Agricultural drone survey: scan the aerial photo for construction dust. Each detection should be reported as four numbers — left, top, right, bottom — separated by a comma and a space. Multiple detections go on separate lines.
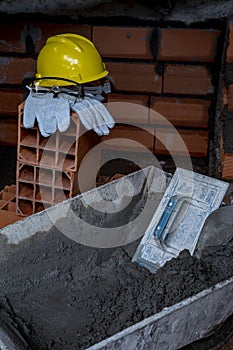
0, 225, 232, 350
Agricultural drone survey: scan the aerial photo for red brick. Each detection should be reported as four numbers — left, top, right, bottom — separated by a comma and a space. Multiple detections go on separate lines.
0, 210, 23, 229
31, 23, 91, 52
0, 90, 23, 116
228, 85, 233, 112
157, 28, 220, 62
93, 26, 153, 59
226, 24, 233, 63
0, 119, 17, 146
155, 127, 208, 157
1, 190, 15, 202
150, 97, 210, 128
0, 57, 35, 85
101, 124, 155, 152
106, 173, 125, 183
222, 153, 233, 179
0, 185, 16, 207
163, 64, 214, 95
106, 94, 149, 124
0, 22, 26, 52
106, 62, 162, 93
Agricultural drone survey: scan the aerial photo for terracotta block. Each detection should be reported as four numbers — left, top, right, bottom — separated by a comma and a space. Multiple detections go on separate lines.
228, 85, 233, 112
0, 57, 35, 85
106, 62, 162, 93
163, 64, 214, 95
16, 199, 34, 216
1, 190, 15, 202
226, 24, 233, 63
0, 201, 16, 211
16, 101, 101, 215
31, 23, 91, 51
17, 103, 83, 171
3, 184, 16, 194
0, 200, 6, 208
0, 185, 16, 209
155, 127, 208, 157
157, 28, 220, 62
101, 124, 155, 152
0, 210, 23, 229
106, 94, 149, 124
222, 153, 233, 179
0, 90, 23, 116
150, 97, 210, 128
106, 173, 125, 183
93, 26, 153, 59
0, 119, 17, 146
7, 202, 17, 212
0, 22, 26, 52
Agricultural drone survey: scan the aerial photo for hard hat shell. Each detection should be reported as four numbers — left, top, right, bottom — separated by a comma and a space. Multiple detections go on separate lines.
35, 33, 108, 87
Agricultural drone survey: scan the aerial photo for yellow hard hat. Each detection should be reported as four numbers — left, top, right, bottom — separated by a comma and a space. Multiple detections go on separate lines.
35, 33, 108, 87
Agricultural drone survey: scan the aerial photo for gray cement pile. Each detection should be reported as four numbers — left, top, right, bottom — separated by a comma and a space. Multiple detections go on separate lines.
0, 227, 232, 350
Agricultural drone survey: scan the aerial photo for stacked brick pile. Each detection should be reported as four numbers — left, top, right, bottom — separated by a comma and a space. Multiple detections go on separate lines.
16, 102, 99, 216
0, 185, 23, 228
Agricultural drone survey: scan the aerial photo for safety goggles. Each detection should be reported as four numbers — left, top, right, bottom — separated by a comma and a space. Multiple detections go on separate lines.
29, 77, 111, 100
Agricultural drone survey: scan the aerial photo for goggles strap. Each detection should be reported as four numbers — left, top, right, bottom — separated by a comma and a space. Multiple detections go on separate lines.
28, 78, 111, 100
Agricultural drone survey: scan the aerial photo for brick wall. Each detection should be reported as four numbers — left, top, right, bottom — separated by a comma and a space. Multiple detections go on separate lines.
220, 20, 233, 179
0, 21, 222, 161
94, 26, 220, 158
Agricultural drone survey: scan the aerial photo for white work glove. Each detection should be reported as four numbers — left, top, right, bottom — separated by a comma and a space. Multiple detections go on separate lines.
70, 96, 115, 136
23, 91, 70, 137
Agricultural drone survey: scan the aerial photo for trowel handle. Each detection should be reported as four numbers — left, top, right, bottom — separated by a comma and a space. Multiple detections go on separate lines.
153, 195, 178, 240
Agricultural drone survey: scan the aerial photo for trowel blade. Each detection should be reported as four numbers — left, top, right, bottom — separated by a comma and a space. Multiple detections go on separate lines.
194, 205, 233, 258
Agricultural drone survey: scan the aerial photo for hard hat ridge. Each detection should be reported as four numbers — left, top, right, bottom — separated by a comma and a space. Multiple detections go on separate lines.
35, 33, 108, 87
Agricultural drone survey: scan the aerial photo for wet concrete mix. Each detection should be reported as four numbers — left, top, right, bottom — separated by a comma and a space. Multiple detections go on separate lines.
0, 226, 232, 350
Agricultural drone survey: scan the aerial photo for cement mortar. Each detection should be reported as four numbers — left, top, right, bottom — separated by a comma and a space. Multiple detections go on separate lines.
0, 227, 232, 349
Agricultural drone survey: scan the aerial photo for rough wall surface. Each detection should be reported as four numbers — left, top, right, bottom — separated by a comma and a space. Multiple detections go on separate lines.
0, 0, 233, 24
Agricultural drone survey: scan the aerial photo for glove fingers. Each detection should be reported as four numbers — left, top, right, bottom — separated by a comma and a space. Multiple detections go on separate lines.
106, 122, 115, 129
78, 98, 105, 129
93, 126, 104, 136
85, 99, 107, 129
44, 105, 57, 135
96, 104, 115, 125
88, 105, 103, 128
87, 98, 115, 127
36, 106, 57, 137
69, 97, 115, 136
98, 124, 110, 135
77, 109, 94, 130
23, 94, 36, 128
55, 99, 70, 133
72, 102, 96, 130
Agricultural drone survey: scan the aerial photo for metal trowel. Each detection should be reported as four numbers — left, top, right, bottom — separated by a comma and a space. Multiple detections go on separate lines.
132, 168, 229, 273
194, 205, 233, 258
